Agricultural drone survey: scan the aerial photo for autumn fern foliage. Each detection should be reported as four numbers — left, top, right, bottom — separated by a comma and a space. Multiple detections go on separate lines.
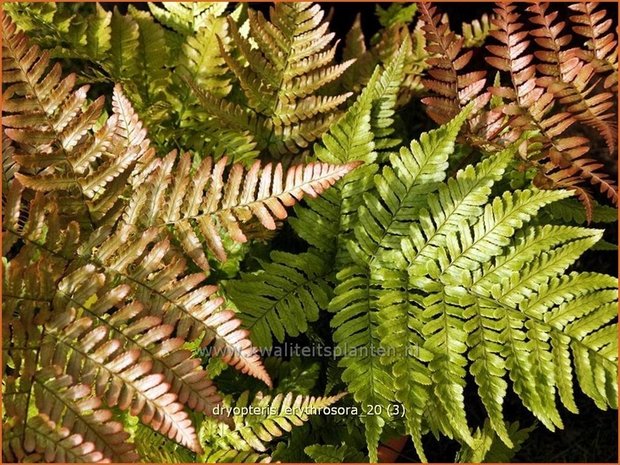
420, 1, 618, 221
2, 2, 618, 463
1, 13, 353, 462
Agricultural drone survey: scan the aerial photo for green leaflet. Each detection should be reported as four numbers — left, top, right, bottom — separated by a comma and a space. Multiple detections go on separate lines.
86, 4, 112, 60
304, 443, 366, 463
226, 251, 332, 348
110, 7, 139, 80
456, 419, 534, 463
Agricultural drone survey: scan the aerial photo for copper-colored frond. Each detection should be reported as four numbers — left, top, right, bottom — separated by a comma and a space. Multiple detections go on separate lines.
123, 151, 360, 271
420, 3, 488, 124
529, 3, 617, 152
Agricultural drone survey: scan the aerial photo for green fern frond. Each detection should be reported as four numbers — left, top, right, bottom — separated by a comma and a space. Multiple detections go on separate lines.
369, 39, 408, 159
208, 2, 354, 156
290, 188, 342, 256
86, 3, 112, 60
288, 61, 440, 461
148, 2, 228, 37
204, 391, 346, 453
305, 443, 367, 463
357, 109, 618, 459
127, 6, 170, 106
291, 54, 408, 263
375, 3, 418, 28
226, 251, 332, 348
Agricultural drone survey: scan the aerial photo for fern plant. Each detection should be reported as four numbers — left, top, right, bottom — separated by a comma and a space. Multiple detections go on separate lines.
3, 2, 618, 463
2, 13, 353, 462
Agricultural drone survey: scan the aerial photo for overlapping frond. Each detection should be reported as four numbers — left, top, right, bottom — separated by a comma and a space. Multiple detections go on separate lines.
2, 184, 274, 460
337, 10, 428, 109
420, 3, 489, 125
2, 15, 153, 225
486, 2, 618, 219
42, 307, 200, 451
79, 224, 272, 388
226, 251, 331, 348
123, 150, 360, 272
568, 2, 618, 92
349, 106, 507, 458
328, 104, 474, 461
528, 2, 617, 152
3, 189, 197, 458
209, 2, 354, 156
207, 391, 346, 453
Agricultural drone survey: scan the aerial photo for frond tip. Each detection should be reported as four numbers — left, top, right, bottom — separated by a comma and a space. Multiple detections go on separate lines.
124, 151, 361, 271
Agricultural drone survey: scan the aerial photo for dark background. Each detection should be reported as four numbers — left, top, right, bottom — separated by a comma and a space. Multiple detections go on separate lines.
109, 2, 619, 462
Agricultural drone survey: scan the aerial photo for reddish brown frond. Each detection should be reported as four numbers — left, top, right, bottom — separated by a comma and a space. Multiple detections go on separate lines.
486, 3, 541, 121
87, 294, 223, 417
484, 3, 618, 208
568, 2, 618, 92
33, 370, 138, 462
21, 414, 107, 463
83, 225, 272, 388
43, 308, 201, 452
123, 151, 360, 271
420, 3, 488, 124
156, 281, 273, 388
529, 3, 617, 152
2, 15, 153, 226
